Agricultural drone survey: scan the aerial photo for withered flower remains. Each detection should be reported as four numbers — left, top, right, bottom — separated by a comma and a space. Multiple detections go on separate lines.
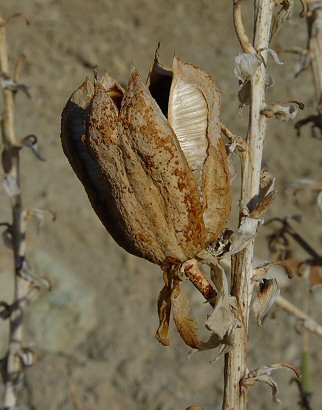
61, 55, 231, 268
61, 54, 233, 349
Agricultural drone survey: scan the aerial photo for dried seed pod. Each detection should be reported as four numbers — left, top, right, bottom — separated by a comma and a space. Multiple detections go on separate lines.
61, 55, 231, 269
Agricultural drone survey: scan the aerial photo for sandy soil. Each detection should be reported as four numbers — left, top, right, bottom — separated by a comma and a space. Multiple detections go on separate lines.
0, 1, 322, 409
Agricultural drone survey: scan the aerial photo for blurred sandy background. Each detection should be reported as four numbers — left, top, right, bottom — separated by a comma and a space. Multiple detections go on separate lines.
0, 1, 321, 409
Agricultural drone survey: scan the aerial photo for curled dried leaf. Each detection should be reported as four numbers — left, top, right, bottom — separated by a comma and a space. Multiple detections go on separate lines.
0, 301, 11, 320
171, 279, 203, 349
260, 47, 285, 65
243, 362, 301, 403
253, 278, 280, 326
234, 52, 262, 83
0, 74, 30, 98
156, 271, 172, 346
205, 258, 239, 338
252, 260, 294, 282
234, 52, 262, 107
0, 223, 13, 249
224, 214, 258, 256
261, 101, 304, 121
20, 135, 46, 162
271, 0, 294, 39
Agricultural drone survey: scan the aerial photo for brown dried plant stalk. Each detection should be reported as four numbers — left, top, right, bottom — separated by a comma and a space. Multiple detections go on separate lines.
224, 1, 304, 408
0, 15, 49, 409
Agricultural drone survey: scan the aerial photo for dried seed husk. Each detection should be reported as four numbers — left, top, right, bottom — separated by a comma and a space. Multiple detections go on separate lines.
150, 56, 232, 243
118, 68, 206, 264
61, 78, 158, 260
62, 69, 208, 268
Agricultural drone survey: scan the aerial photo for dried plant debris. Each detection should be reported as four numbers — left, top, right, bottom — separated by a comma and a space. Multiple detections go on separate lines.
271, 0, 295, 40
61, 53, 231, 270
213, 171, 276, 258
252, 260, 293, 326
253, 278, 280, 326
156, 256, 238, 350
234, 49, 283, 107
205, 256, 239, 338
61, 52, 236, 348
234, 52, 261, 106
242, 362, 301, 403
261, 100, 304, 121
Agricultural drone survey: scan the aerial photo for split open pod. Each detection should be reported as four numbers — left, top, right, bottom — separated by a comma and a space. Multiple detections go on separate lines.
61, 54, 232, 348
61, 55, 231, 267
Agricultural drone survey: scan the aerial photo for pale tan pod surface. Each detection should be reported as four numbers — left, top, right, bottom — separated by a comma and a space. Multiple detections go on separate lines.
168, 56, 231, 242
87, 80, 173, 266
119, 68, 206, 261
61, 78, 166, 263
168, 56, 208, 191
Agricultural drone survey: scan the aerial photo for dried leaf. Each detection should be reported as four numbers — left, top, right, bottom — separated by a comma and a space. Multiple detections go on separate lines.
225, 215, 258, 256
225, 170, 275, 250
156, 272, 172, 346
271, 0, 294, 40
0, 301, 11, 320
1, 224, 12, 249
171, 279, 203, 349
252, 260, 294, 282
234, 52, 262, 107
253, 278, 280, 326
234, 52, 262, 83
252, 259, 294, 326
205, 259, 239, 338
265, 73, 275, 88
3, 175, 20, 197
261, 47, 285, 65
259, 170, 275, 198
261, 101, 304, 121
20, 134, 46, 162
238, 80, 251, 106
243, 362, 301, 403
0, 74, 30, 98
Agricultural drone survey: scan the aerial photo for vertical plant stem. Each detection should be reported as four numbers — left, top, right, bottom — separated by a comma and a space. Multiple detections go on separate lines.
307, 0, 322, 138
222, 2, 274, 409
0, 16, 29, 409
307, 0, 322, 104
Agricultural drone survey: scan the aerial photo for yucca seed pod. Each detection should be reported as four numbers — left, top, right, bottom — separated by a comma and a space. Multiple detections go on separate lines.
61, 55, 231, 269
